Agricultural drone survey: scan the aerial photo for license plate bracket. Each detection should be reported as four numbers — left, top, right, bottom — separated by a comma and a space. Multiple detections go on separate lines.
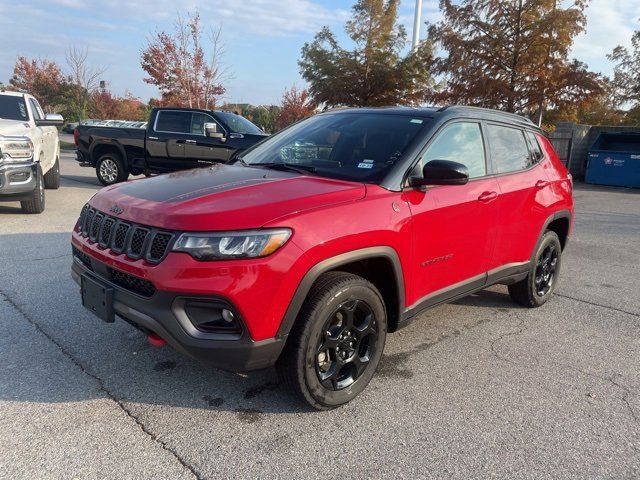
81, 274, 115, 323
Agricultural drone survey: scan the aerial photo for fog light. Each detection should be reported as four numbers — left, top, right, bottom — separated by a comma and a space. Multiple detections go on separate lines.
182, 300, 242, 334
9, 171, 29, 182
222, 309, 235, 323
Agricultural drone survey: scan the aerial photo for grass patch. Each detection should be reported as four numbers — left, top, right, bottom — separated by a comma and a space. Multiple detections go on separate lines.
60, 141, 75, 150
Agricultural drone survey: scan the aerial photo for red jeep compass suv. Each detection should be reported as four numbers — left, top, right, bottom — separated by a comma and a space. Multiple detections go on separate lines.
71, 106, 574, 409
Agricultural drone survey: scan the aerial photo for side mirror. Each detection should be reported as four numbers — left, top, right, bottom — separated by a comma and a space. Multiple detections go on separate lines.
409, 159, 469, 187
204, 122, 225, 142
36, 113, 64, 127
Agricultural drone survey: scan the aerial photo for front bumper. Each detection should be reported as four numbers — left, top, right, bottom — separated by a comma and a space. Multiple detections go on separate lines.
71, 257, 285, 371
0, 161, 37, 199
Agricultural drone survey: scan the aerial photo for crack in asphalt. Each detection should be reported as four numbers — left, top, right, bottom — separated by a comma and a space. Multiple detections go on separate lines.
550, 361, 639, 426
556, 293, 640, 318
487, 306, 639, 428
28, 253, 71, 262
0, 289, 202, 480
488, 317, 531, 365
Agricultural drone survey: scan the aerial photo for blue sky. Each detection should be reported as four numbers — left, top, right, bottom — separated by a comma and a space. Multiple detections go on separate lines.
0, 0, 638, 105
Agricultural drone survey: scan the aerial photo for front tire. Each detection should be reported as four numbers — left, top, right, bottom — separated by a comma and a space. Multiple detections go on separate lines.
96, 154, 128, 186
43, 156, 60, 189
20, 166, 45, 214
508, 230, 562, 307
277, 272, 387, 410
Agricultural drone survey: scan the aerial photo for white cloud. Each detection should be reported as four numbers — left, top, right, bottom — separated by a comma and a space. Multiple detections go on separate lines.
571, 0, 640, 76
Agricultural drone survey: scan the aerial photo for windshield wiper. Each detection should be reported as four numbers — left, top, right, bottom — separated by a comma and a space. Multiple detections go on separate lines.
251, 162, 317, 174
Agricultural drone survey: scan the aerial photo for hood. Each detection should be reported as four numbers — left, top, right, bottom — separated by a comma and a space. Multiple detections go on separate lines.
89, 163, 366, 231
0, 119, 31, 137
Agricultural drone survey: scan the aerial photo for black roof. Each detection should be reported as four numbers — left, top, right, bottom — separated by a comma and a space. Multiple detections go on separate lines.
320, 105, 538, 131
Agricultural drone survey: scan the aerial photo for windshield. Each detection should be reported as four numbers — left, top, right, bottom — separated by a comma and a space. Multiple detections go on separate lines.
216, 112, 263, 134
0, 95, 29, 121
240, 113, 428, 183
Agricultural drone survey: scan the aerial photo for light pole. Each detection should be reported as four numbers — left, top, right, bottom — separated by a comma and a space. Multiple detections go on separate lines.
412, 0, 423, 51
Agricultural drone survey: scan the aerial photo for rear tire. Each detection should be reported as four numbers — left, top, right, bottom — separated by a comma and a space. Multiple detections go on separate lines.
96, 153, 128, 186
508, 231, 562, 307
20, 166, 45, 214
43, 157, 60, 189
277, 272, 387, 410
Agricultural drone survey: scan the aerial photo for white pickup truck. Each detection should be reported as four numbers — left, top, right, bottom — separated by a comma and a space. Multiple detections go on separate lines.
0, 90, 63, 213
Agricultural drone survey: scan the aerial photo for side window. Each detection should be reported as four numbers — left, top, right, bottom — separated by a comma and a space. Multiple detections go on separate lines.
190, 113, 222, 135
421, 122, 486, 178
486, 124, 531, 174
526, 131, 544, 165
155, 111, 191, 134
29, 99, 43, 121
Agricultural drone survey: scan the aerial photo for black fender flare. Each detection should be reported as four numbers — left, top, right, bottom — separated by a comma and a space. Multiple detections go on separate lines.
276, 246, 405, 338
530, 209, 572, 263
89, 141, 128, 168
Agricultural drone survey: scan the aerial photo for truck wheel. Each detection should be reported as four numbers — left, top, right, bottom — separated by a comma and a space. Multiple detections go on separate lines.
508, 231, 562, 308
20, 166, 45, 214
277, 272, 387, 410
129, 167, 143, 176
43, 156, 61, 189
96, 154, 128, 186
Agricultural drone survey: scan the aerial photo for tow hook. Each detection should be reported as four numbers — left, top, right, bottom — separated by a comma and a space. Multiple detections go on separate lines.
147, 332, 167, 347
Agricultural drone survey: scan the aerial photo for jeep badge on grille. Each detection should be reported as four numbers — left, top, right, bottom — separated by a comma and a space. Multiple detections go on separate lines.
109, 204, 124, 215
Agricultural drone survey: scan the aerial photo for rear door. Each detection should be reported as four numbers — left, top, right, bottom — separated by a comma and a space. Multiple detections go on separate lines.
404, 121, 500, 302
486, 124, 553, 269
145, 110, 189, 172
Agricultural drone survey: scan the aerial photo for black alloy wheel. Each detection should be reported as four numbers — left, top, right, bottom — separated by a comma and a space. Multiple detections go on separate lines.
315, 299, 379, 391
534, 244, 558, 297
277, 271, 387, 410
508, 230, 562, 308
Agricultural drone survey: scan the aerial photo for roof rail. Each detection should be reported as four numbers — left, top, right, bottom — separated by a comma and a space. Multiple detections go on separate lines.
437, 105, 534, 124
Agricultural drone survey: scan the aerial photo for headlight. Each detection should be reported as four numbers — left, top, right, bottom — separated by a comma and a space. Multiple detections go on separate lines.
0, 137, 34, 162
173, 228, 292, 261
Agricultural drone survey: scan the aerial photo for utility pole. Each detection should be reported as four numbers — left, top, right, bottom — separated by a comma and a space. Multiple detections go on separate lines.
412, 0, 423, 51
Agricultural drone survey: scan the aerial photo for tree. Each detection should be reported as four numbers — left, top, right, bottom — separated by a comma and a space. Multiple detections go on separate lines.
299, 0, 435, 107
141, 12, 228, 109
66, 46, 107, 121
428, 0, 604, 125
10, 57, 68, 112
89, 90, 147, 121
275, 86, 316, 130
608, 29, 640, 108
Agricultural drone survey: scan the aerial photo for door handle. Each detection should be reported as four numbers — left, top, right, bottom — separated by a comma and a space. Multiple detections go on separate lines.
148, 136, 158, 140
185, 139, 196, 144
535, 180, 549, 189
478, 191, 498, 203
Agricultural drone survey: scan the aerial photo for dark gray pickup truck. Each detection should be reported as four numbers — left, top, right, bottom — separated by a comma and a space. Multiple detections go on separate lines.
75, 107, 268, 185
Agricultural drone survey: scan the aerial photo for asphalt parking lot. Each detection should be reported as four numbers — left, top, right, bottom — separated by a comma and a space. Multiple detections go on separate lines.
0, 151, 638, 479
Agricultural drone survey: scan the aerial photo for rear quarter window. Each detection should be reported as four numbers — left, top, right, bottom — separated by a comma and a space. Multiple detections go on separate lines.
155, 111, 191, 134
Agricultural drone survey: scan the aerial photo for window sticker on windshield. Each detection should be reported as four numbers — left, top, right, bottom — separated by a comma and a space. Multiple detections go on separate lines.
19, 104, 27, 118
410, 119, 423, 124
358, 162, 374, 169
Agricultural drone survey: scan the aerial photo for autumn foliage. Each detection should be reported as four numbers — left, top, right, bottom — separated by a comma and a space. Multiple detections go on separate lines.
276, 86, 316, 130
10, 57, 68, 112
141, 12, 227, 109
428, 0, 604, 125
299, 0, 434, 107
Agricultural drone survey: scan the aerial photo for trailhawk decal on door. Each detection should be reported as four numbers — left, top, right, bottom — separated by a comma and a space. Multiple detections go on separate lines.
420, 254, 454, 267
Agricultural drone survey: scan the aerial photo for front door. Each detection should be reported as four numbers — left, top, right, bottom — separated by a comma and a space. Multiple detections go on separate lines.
403, 121, 499, 306
183, 112, 236, 165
